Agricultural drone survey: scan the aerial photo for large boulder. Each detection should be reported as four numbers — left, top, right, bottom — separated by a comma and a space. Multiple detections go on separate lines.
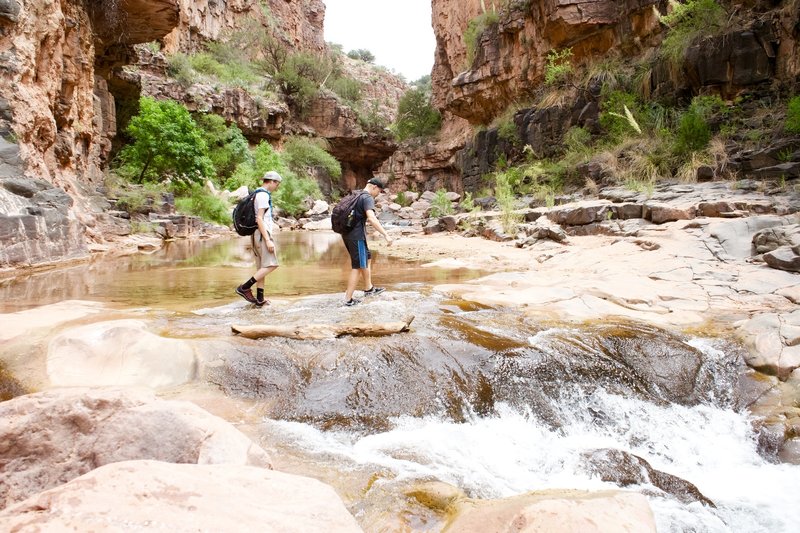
0, 460, 362, 532
0, 388, 272, 508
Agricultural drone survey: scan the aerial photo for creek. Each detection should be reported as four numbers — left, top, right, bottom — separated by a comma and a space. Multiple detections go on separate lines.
1, 232, 798, 532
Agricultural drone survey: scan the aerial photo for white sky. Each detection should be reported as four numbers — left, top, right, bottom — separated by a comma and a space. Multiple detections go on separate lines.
322, 0, 435, 82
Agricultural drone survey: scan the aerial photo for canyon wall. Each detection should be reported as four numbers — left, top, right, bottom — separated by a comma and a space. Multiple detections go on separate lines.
381, 0, 800, 194
0, 0, 180, 268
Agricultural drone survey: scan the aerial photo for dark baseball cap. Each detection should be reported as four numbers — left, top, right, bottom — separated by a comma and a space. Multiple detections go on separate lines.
367, 178, 386, 190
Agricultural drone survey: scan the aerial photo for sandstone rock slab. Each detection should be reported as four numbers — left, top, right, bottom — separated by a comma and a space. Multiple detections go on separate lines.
0, 387, 272, 508
0, 460, 360, 532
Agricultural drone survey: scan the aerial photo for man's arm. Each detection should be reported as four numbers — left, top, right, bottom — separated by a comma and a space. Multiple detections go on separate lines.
365, 209, 392, 245
256, 207, 274, 252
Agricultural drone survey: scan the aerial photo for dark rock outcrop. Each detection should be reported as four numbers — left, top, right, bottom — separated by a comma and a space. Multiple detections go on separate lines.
580, 448, 715, 507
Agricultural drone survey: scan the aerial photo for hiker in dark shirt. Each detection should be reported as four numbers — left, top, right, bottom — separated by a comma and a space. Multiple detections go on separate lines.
341, 178, 392, 306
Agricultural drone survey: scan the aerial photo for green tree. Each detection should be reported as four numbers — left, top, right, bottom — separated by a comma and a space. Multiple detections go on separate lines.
117, 97, 214, 192
226, 141, 321, 218
393, 88, 442, 141
347, 49, 375, 63
193, 113, 251, 183
283, 136, 342, 179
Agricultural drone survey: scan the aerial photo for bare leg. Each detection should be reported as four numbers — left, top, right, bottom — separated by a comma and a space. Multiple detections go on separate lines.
363, 260, 374, 291
254, 265, 278, 289
345, 268, 366, 300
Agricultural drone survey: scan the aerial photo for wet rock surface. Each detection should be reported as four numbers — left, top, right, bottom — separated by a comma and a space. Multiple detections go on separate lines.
202, 294, 746, 433
579, 448, 715, 507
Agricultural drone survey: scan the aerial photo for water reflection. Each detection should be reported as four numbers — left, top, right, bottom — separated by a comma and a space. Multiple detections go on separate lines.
0, 232, 482, 312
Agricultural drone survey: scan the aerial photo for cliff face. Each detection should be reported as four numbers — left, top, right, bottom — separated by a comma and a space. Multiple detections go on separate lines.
386, 0, 800, 194
0, 0, 179, 269
161, 0, 325, 54
431, 0, 665, 125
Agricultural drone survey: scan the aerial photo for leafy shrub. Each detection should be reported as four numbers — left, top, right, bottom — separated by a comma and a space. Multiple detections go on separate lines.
544, 48, 573, 85
175, 185, 231, 225
659, 0, 727, 63
495, 171, 522, 234
329, 76, 362, 106
673, 95, 723, 155
464, 10, 499, 67
116, 97, 214, 193
282, 136, 341, 179
393, 88, 442, 141
430, 189, 454, 218
395, 191, 411, 207
274, 52, 330, 114
166, 53, 194, 87
674, 110, 711, 155
189, 53, 227, 78
193, 113, 251, 183
786, 95, 800, 134
347, 49, 375, 63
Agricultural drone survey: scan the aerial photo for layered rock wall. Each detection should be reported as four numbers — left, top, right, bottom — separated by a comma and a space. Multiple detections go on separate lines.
161, 0, 325, 55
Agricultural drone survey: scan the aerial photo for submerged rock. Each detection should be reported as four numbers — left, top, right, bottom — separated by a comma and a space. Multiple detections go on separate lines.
444, 489, 656, 533
579, 448, 715, 507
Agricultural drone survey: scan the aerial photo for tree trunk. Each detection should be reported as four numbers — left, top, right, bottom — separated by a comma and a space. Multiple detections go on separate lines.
231, 316, 415, 340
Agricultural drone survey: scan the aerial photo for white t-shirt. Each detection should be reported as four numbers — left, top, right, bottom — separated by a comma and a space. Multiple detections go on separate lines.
254, 190, 273, 236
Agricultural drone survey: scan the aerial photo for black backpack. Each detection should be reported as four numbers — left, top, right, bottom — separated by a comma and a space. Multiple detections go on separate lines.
331, 190, 367, 234
232, 187, 266, 236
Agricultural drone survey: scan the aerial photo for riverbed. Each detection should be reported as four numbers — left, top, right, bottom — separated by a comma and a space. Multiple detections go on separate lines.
1, 231, 798, 532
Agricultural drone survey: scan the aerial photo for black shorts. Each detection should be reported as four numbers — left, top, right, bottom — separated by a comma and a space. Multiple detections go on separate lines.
344, 239, 370, 269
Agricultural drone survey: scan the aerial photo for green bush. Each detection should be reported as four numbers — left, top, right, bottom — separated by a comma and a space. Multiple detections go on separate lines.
659, 0, 727, 63
275, 52, 330, 114
495, 171, 522, 233
282, 136, 341, 179
329, 76, 362, 106
464, 11, 499, 67
175, 185, 231, 225
393, 88, 442, 141
544, 48, 573, 85
672, 95, 723, 155
347, 49, 375, 63
116, 97, 214, 193
193, 113, 251, 183
166, 53, 194, 87
395, 191, 411, 207
430, 189, 454, 218
786, 95, 800, 134
674, 109, 711, 155
225, 141, 320, 218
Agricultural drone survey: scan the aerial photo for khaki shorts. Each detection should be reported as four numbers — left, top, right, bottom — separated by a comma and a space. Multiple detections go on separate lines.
252, 232, 279, 269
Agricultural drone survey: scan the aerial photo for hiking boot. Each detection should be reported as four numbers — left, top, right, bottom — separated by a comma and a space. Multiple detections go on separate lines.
235, 285, 257, 304
344, 298, 361, 307
255, 297, 269, 307
363, 286, 385, 297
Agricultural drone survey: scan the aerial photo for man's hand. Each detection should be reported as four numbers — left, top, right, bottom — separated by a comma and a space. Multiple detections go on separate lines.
385, 234, 393, 246
266, 239, 275, 253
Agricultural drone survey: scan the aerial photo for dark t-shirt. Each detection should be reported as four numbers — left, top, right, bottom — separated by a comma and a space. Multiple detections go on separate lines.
343, 192, 375, 241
